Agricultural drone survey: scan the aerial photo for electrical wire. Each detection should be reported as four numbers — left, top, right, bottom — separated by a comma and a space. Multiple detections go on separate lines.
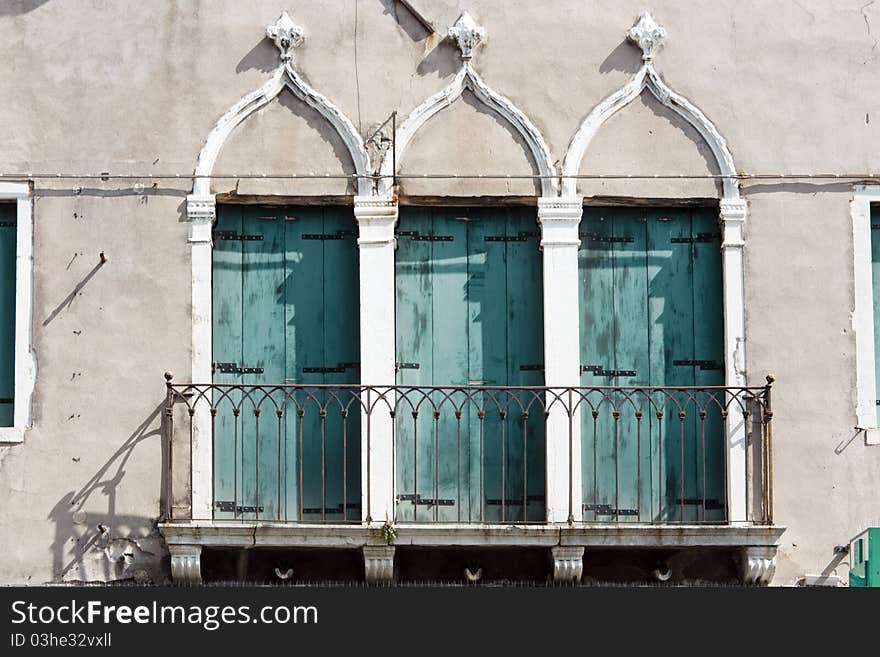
0, 172, 877, 181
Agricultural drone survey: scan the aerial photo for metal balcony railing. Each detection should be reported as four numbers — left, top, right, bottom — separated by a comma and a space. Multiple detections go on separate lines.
162, 379, 773, 526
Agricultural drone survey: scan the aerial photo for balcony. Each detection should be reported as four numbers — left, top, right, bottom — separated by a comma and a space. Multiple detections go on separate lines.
159, 378, 783, 584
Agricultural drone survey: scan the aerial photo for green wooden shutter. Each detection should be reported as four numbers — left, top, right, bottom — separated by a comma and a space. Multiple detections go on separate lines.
579, 207, 724, 522
212, 205, 360, 521
0, 204, 16, 427
395, 207, 545, 522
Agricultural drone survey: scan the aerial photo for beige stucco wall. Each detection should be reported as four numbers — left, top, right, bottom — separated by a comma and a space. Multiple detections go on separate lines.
0, 0, 879, 584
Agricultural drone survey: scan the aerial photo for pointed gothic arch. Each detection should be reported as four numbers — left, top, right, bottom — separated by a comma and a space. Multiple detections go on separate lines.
561, 13, 740, 201
376, 12, 556, 197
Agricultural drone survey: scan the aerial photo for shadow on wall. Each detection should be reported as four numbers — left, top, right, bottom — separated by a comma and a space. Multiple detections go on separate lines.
380, 0, 434, 45
599, 38, 644, 75
48, 402, 170, 584
236, 34, 280, 75
0, 1, 51, 16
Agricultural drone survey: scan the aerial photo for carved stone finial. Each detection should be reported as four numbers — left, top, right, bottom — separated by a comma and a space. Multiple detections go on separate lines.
448, 12, 486, 61
266, 11, 305, 62
628, 12, 667, 61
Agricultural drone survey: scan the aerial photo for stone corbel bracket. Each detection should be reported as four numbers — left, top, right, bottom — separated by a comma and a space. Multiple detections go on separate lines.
187, 10, 372, 216
551, 546, 585, 582
363, 546, 396, 583
561, 11, 740, 202
169, 545, 203, 585
740, 546, 777, 585
377, 11, 557, 198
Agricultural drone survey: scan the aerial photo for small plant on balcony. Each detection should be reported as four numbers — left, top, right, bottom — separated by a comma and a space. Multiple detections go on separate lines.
381, 520, 397, 545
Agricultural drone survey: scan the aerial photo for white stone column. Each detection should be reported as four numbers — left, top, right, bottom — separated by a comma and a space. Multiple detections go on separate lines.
354, 196, 398, 524
186, 193, 216, 521
538, 197, 583, 523
720, 199, 748, 523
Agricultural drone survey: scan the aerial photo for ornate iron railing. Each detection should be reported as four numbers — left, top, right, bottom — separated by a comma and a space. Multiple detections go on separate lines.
162, 378, 773, 526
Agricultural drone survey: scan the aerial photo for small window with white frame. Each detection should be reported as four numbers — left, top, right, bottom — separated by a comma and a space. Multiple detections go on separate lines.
851, 185, 880, 444
0, 182, 34, 443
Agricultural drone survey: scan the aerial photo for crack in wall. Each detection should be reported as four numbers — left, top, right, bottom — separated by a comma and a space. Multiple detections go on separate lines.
862, 1, 878, 57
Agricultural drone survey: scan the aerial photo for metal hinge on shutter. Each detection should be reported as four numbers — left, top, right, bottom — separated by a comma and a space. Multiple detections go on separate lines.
397, 493, 454, 506
487, 494, 545, 506
396, 230, 454, 241
581, 364, 637, 377
213, 231, 263, 241
671, 232, 720, 244
485, 231, 540, 242
302, 501, 362, 514
302, 230, 356, 240
302, 362, 360, 374
395, 362, 420, 371
675, 498, 724, 510
0, 221, 16, 228
215, 501, 264, 513
583, 503, 639, 516
579, 232, 634, 244
519, 364, 544, 372
213, 362, 264, 375
673, 359, 723, 370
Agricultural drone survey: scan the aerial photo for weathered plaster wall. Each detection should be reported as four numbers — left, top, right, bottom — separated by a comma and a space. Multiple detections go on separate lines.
0, 0, 878, 584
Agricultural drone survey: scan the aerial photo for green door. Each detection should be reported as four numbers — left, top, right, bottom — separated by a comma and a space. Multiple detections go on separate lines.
0, 204, 15, 427
212, 205, 360, 522
395, 207, 545, 522
579, 207, 724, 522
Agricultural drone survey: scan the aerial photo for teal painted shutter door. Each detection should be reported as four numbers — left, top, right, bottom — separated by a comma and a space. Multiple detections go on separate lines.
0, 205, 15, 427
580, 208, 724, 522
872, 206, 880, 425
212, 205, 244, 519
212, 205, 360, 521
395, 207, 544, 522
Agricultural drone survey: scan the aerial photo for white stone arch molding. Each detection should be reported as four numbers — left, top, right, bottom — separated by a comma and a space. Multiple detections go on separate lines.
188, 10, 372, 211
561, 12, 740, 201
377, 12, 557, 198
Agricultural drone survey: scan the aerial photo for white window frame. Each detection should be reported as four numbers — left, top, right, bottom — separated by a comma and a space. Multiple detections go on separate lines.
851, 184, 880, 444
0, 181, 35, 444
